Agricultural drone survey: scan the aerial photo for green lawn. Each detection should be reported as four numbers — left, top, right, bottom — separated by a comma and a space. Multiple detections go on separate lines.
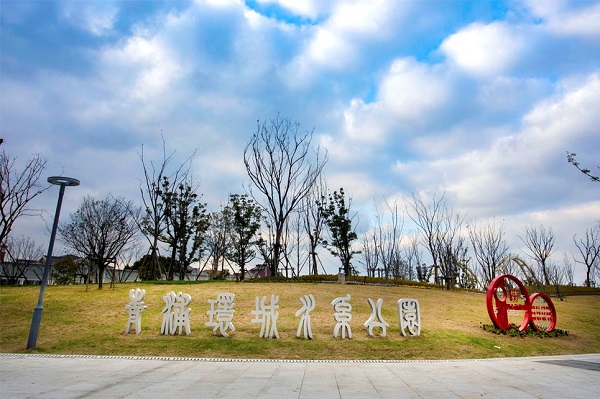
1, 281, 599, 360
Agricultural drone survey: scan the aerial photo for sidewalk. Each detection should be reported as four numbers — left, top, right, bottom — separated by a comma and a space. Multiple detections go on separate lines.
1, 353, 599, 398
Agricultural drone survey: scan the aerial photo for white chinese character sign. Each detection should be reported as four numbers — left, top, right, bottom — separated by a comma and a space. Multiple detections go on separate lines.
295, 294, 316, 339
125, 288, 147, 334
206, 293, 236, 337
397, 298, 421, 337
364, 298, 389, 337
251, 294, 280, 339
122, 290, 430, 339
332, 294, 352, 339
161, 291, 192, 335
161, 291, 177, 334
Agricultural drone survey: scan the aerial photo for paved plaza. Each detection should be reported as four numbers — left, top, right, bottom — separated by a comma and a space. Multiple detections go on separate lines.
1, 353, 599, 398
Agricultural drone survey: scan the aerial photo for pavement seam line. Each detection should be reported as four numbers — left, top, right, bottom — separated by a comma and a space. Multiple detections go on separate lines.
1, 352, 599, 364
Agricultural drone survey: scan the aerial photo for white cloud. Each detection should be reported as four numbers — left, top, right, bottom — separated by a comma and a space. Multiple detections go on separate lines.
99, 35, 185, 102
285, 0, 409, 84
440, 22, 527, 77
59, 1, 118, 36
477, 77, 551, 114
254, 0, 331, 20
341, 57, 450, 144
325, 171, 380, 205
378, 58, 449, 120
341, 100, 388, 144
525, 0, 600, 37
394, 72, 600, 217
305, 26, 355, 69
522, 74, 600, 143
327, 0, 398, 37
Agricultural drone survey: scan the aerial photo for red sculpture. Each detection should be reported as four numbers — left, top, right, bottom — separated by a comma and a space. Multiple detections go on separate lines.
486, 274, 556, 332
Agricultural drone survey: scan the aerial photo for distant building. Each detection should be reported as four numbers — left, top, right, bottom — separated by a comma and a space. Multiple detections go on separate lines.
245, 264, 274, 279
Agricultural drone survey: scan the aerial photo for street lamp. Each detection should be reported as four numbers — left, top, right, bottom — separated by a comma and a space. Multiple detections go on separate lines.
27, 176, 80, 350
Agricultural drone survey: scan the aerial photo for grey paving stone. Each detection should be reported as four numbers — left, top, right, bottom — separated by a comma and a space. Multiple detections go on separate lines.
1, 353, 599, 399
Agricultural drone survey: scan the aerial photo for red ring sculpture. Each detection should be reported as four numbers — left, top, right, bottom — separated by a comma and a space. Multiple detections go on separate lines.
486, 274, 556, 333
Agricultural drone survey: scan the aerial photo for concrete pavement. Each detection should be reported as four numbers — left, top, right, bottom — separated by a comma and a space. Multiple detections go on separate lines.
1, 353, 599, 398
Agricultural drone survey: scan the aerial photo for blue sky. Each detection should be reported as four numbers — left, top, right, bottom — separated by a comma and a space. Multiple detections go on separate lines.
2, 0, 599, 281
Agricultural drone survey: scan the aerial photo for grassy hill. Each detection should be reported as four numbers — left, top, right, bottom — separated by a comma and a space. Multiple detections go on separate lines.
1, 281, 599, 360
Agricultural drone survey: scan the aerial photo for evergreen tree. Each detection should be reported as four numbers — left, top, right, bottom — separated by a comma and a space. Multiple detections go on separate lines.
224, 194, 262, 281
318, 188, 360, 276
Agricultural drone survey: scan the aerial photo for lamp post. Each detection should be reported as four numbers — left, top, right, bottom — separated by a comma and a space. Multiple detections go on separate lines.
27, 176, 79, 350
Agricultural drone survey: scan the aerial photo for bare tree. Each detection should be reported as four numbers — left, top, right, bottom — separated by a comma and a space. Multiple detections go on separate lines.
361, 229, 380, 278
115, 241, 144, 283
59, 196, 140, 289
407, 192, 468, 288
0, 149, 49, 247
436, 221, 472, 289
203, 209, 230, 277
1, 235, 44, 284
520, 224, 556, 288
244, 115, 327, 276
405, 233, 422, 282
407, 192, 445, 285
468, 219, 509, 288
573, 224, 600, 287
280, 210, 304, 277
562, 253, 575, 286
302, 177, 327, 275
567, 151, 599, 183
547, 259, 565, 300
374, 197, 404, 279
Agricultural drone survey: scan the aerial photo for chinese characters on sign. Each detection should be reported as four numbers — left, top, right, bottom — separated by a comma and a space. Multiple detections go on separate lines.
125, 290, 425, 338
124, 288, 147, 334
332, 294, 352, 339
161, 291, 192, 335
252, 294, 280, 339
364, 298, 390, 337
295, 294, 316, 339
206, 293, 236, 337
397, 299, 421, 337
486, 274, 557, 332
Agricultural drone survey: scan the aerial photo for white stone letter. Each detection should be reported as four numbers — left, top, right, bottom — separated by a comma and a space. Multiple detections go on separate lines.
364, 298, 389, 337
125, 288, 147, 334
397, 298, 421, 337
295, 294, 316, 339
206, 293, 236, 337
251, 294, 280, 339
332, 294, 352, 339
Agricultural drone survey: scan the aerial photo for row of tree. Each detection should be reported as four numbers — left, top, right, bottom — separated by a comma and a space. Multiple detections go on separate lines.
1, 120, 599, 291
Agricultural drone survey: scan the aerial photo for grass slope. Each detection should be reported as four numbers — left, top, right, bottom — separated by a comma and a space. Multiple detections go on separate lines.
1, 282, 599, 360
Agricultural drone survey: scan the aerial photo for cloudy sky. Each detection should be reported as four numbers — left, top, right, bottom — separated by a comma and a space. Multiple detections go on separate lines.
2, 0, 599, 281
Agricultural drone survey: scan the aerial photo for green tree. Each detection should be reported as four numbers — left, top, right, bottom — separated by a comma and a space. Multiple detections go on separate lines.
160, 177, 209, 280
318, 188, 359, 276
223, 194, 262, 281
130, 254, 173, 280
51, 257, 80, 285
138, 139, 194, 280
